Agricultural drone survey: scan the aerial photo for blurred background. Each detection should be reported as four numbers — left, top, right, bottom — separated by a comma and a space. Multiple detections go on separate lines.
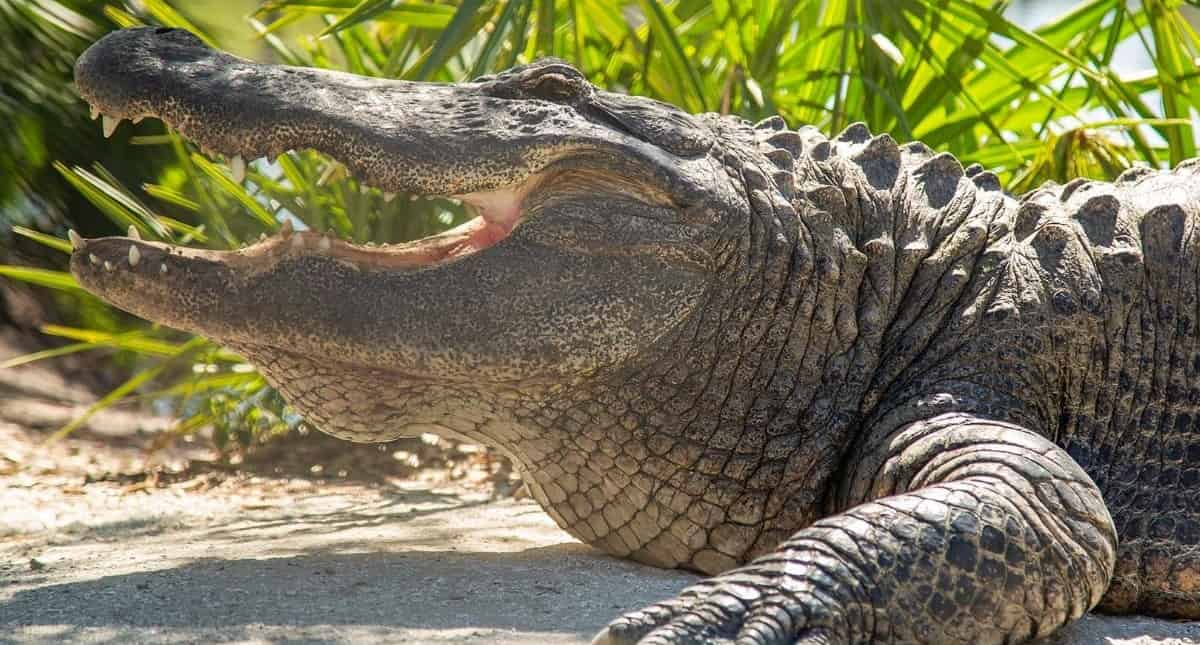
0, 0, 1197, 483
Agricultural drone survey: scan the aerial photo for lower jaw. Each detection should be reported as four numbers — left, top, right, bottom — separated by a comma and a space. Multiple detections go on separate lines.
104, 210, 521, 275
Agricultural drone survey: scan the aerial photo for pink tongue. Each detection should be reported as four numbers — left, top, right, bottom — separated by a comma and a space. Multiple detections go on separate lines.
465, 221, 510, 251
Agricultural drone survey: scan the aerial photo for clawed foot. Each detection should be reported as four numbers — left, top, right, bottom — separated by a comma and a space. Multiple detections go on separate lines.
591, 573, 839, 645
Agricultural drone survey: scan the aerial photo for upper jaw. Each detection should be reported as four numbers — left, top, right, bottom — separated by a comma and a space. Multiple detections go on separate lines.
74, 27, 597, 198
73, 28, 708, 206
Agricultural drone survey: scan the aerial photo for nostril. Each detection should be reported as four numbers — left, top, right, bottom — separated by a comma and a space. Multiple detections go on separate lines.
154, 27, 175, 35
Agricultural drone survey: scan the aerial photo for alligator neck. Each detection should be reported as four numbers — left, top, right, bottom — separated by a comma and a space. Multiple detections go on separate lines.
509, 124, 880, 573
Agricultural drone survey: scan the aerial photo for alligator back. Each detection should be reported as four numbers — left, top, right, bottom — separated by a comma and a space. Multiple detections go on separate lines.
1022, 164, 1200, 616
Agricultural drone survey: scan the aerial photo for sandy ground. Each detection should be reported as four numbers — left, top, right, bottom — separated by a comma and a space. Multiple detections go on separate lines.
2, 469, 1198, 645
0, 354, 1197, 644
1, 472, 695, 644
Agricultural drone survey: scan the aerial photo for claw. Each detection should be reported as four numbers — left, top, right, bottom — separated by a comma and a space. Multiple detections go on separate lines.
589, 627, 615, 645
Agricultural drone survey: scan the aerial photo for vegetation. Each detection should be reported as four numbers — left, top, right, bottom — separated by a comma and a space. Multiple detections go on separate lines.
1, 0, 1198, 451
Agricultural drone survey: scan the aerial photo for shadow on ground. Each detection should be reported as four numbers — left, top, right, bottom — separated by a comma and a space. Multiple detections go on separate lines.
4, 546, 684, 638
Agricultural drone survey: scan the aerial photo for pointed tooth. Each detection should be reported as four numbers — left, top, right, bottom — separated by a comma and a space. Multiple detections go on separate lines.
103, 260, 114, 271
160, 263, 168, 274
127, 225, 141, 240
128, 245, 140, 267
68, 230, 84, 250
383, 192, 396, 203
230, 155, 246, 183
318, 236, 331, 252
259, 232, 267, 242
132, 116, 143, 124
102, 115, 119, 138
89, 253, 100, 265
89, 106, 99, 120
279, 219, 293, 239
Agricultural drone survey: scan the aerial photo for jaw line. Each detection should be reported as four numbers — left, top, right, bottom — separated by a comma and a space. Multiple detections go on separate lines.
70, 146, 544, 276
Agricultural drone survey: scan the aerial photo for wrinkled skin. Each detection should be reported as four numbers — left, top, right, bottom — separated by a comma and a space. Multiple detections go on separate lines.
71, 28, 1200, 644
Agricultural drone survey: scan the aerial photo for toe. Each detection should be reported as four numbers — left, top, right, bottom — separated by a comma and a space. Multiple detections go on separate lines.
641, 612, 733, 644
601, 598, 689, 644
733, 603, 801, 645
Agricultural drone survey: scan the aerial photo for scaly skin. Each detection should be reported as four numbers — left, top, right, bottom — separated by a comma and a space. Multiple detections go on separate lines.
69, 28, 1199, 644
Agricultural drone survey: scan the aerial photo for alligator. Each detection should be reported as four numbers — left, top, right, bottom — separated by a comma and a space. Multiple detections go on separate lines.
69, 27, 1199, 644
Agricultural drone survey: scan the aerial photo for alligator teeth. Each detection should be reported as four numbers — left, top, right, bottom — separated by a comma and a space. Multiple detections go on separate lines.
127, 225, 141, 240
279, 219, 293, 239
103, 260, 114, 271
383, 192, 396, 203
89, 106, 99, 120
89, 253, 100, 265
317, 235, 332, 252
230, 156, 246, 183
102, 115, 119, 138
160, 263, 168, 274
132, 116, 143, 124
128, 245, 140, 267
259, 232, 267, 242
68, 229, 84, 250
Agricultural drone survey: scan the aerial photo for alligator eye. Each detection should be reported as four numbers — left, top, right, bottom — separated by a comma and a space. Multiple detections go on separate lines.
528, 73, 582, 101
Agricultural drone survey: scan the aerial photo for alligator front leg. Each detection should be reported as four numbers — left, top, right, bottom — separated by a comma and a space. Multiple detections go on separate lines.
595, 413, 1117, 644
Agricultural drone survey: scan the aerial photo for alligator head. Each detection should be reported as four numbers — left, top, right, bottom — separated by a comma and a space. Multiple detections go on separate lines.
69, 27, 744, 435
72, 28, 862, 567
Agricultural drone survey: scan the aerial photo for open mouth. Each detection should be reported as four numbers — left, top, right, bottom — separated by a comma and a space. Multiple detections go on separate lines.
75, 108, 539, 273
